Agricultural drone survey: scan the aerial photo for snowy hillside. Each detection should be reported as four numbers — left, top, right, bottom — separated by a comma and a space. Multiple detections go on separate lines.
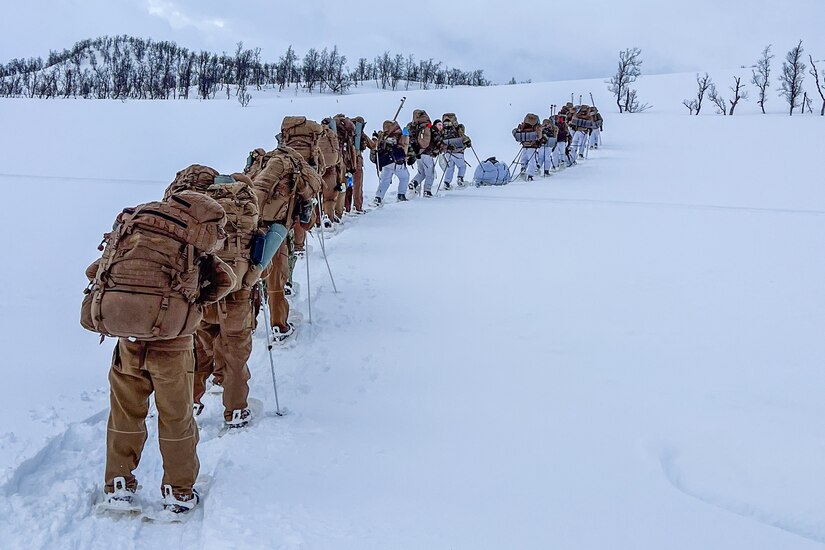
0, 72, 824, 549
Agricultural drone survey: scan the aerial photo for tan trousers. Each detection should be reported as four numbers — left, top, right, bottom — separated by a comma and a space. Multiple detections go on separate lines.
345, 161, 365, 212
321, 167, 339, 222
265, 240, 290, 331
105, 336, 199, 498
193, 290, 253, 421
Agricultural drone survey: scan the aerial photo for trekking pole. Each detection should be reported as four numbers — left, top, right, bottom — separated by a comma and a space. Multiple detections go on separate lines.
304, 243, 312, 324
259, 283, 283, 416
434, 158, 448, 196
508, 146, 524, 182
392, 96, 407, 122
314, 192, 339, 293
468, 146, 483, 165
589, 92, 595, 107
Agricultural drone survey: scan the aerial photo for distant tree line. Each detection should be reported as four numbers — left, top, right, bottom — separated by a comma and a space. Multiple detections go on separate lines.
682, 40, 825, 116
0, 35, 491, 102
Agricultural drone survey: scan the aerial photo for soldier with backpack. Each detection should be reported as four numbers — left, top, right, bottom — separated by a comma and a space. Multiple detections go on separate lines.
554, 114, 574, 168
332, 114, 358, 220
371, 120, 410, 206
319, 117, 345, 228
183, 173, 263, 428
590, 107, 603, 149
538, 117, 559, 175
346, 115, 373, 214
407, 109, 442, 198
512, 113, 543, 181
441, 113, 472, 189
252, 123, 324, 344
82, 183, 237, 515
570, 105, 594, 160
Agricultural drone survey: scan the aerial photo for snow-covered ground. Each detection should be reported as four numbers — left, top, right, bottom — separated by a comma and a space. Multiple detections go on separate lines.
0, 72, 824, 549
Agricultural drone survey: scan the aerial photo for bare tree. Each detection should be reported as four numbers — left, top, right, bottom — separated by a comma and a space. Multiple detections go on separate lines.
607, 47, 643, 113
751, 45, 773, 114
684, 73, 712, 115
809, 55, 825, 116
728, 76, 748, 115
778, 40, 806, 116
708, 84, 727, 115
302, 48, 321, 93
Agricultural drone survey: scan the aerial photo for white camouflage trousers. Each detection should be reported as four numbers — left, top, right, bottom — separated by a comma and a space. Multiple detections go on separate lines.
571, 130, 589, 158
411, 154, 436, 192
444, 152, 467, 184
538, 142, 557, 171
375, 163, 410, 200
519, 148, 540, 177
590, 128, 601, 147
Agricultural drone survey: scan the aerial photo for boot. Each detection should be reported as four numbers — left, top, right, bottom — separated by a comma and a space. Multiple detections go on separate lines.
423, 190, 433, 198
106, 477, 136, 509
397, 194, 408, 202
371, 196, 382, 207
544, 170, 550, 176
444, 182, 451, 190
527, 176, 534, 181
284, 281, 294, 297
457, 176, 466, 187
162, 485, 199, 514
271, 323, 295, 344
225, 408, 253, 429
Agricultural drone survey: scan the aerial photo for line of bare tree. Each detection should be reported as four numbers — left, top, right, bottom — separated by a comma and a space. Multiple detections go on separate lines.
0, 35, 491, 103
682, 40, 824, 116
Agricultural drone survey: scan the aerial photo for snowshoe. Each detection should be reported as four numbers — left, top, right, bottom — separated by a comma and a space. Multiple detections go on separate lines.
284, 281, 294, 297
95, 477, 141, 516
161, 485, 199, 515
457, 176, 465, 187
397, 194, 408, 202
444, 182, 452, 191
371, 197, 382, 208
527, 176, 534, 182
423, 190, 433, 198
270, 323, 295, 345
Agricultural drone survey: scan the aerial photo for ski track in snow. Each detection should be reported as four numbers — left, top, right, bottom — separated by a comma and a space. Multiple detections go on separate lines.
659, 447, 825, 546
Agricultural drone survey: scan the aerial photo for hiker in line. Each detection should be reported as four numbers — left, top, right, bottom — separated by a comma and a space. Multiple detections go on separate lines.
371, 120, 410, 206
83, 179, 236, 514
538, 117, 559, 176
407, 110, 442, 198
512, 113, 543, 181
441, 113, 471, 189
346, 115, 373, 214
590, 107, 603, 149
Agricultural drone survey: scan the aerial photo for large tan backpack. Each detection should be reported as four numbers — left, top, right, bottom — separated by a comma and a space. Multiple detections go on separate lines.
318, 123, 340, 173
81, 191, 228, 341
334, 114, 358, 172
252, 146, 322, 226
407, 109, 432, 153
206, 174, 261, 291
163, 164, 219, 198
281, 116, 324, 169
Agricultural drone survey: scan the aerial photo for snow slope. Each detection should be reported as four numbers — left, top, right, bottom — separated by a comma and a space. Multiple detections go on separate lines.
0, 72, 824, 549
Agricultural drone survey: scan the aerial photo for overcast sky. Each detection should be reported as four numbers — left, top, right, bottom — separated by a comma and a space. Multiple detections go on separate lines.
1, 0, 823, 83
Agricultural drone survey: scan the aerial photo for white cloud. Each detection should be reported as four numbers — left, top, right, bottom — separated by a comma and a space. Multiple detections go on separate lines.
146, 0, 225, 32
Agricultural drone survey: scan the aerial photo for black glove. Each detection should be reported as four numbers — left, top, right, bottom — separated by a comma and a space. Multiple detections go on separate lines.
299, 198, 315, 225
335, 182, 345, 192
407, 156, 416, 166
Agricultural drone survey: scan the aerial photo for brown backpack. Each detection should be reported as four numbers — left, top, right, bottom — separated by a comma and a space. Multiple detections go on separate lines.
407, 109, 432, 153
81, 191, 228, 341
163, 164, 219, 199
334, 114, 358, 172
522, 113, 540, 128
206, 174, 262, 291
281, 116, 324, 169
252, 146, 322, 226
318, 123, 340, 173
